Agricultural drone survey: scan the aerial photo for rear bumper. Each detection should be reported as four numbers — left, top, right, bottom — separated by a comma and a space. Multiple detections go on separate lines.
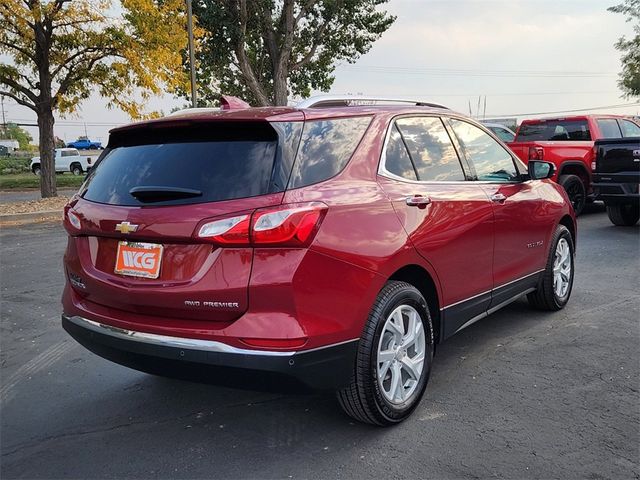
62, 314, 358, 392
593, 173, 640, 205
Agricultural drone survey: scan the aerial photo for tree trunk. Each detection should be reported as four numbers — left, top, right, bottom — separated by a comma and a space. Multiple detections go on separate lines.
273, 68, 289, 106
38, 107, 57, 198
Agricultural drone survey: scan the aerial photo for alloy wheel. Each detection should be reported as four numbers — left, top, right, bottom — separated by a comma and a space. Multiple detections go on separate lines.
376, 304, 426, 404
553, 238, 572, 298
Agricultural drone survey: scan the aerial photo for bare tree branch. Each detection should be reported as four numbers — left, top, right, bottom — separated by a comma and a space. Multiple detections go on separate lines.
291, 22, 328, 71
0, 40, 37, 62
0, 72, 39, 103
234, 0, 269, 105
0, 90, 36, 111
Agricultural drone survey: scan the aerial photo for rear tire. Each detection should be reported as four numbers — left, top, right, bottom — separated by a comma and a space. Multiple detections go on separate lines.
71, 164, 83, 176
32, 165, 41, 176
606, 204, 639, 226
559, 174, 586, 216
527, 225, 574, 311
337, 281, 434, 426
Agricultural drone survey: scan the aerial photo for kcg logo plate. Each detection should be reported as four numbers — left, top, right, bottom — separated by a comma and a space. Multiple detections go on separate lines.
115, 241, 163, 279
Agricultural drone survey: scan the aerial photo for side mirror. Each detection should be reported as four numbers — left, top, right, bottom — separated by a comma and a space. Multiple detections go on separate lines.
528, 160, 555, 180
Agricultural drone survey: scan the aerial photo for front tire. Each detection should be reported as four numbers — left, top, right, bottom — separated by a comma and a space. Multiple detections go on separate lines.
71, 164, 83, 176
32, 165, 41, 176
527, 225, 574, 311
337, 281, 434, 426
606, 204, 639, 226
559, 174, 586, 216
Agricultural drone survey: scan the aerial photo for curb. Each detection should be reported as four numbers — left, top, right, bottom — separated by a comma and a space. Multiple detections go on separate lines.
0, 210, 62, 223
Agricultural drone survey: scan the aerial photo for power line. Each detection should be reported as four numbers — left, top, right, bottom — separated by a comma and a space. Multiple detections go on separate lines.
337, 65, 617, 78
483, 102, 640, 118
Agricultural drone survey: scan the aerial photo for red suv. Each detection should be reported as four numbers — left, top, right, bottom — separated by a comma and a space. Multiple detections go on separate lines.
62, 96, 576, 425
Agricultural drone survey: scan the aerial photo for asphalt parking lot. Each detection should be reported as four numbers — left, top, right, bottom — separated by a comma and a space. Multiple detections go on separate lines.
1, 205, 638, 479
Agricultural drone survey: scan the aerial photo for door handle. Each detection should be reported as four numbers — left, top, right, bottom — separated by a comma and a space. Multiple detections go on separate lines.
490, 193, 507, 203
406, 195, 432, 208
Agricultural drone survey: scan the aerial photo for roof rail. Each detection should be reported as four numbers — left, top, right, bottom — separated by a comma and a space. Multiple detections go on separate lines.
296, 95, 449, 110
167, 107, 221, 117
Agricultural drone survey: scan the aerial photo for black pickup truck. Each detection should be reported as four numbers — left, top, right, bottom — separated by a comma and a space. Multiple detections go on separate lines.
592, 138, 640, 226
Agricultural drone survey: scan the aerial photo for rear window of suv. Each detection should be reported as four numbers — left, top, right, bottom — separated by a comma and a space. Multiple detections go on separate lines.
516, 120, 591, 141
81, 122, 301, 206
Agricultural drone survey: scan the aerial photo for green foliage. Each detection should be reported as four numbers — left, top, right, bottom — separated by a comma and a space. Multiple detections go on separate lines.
0, 156, 30, 174
192, 0, 396, 106
609, 0, 640, 97
0, 123, 33, 150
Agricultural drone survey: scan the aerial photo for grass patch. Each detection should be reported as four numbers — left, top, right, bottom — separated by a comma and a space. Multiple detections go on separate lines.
0, 173, 84, 189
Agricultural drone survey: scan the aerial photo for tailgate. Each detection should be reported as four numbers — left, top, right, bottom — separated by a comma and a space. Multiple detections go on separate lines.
64, 118, 302, 323
595, 138, 640, 174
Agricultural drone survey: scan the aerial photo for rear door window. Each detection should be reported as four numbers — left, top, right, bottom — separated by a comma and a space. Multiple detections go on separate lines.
450, 119, 519, 183
81, 122, 298, 206
394, 117, 465, 181
596, 119, 622, 139
619, 119, 640, 137
490, 126, 515, 143
288, 117, 371, 188
383, 124, 418, 181
516, 120, 591, 141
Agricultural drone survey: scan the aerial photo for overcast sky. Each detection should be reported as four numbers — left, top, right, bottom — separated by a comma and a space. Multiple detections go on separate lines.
2, 0, 636, 144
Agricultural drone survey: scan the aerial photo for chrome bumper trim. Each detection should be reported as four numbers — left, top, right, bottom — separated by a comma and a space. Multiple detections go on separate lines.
63, 315, 357, 357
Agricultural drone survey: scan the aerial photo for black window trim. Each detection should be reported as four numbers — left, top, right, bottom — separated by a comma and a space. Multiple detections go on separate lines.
377, 113, 474, 184
444, 115, 527, 184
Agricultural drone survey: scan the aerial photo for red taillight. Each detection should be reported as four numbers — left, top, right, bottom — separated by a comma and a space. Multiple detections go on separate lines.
529, 146, 544, 161
252, 203, 327, 247
63, 205, 82, 234
197, 214, 251, 246
195, 202, 327, 247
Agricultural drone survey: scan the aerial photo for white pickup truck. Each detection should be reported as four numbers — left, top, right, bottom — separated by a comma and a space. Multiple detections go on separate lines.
30, 148, 93, 176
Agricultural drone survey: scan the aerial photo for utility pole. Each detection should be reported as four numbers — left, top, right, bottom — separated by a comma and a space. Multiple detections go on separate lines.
0, 95, 6, 137
186, 0, 197, 108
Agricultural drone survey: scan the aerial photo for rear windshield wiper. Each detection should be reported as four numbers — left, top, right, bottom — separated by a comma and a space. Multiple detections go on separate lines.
129, 186, 203, 202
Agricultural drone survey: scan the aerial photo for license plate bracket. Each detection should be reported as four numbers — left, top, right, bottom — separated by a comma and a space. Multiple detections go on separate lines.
115, 241, 163, 279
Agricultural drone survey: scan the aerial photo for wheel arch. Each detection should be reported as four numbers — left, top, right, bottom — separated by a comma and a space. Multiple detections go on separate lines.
559, 214, 576, 249
558, 161, 590, 184
388, 264, 442, 345
69, 161, 82, 172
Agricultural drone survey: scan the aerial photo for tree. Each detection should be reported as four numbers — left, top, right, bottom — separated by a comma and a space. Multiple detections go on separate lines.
0, 0, 192, 197
609, 0, 640, 97
192, 0, 396, 106
0, 122, 33, 150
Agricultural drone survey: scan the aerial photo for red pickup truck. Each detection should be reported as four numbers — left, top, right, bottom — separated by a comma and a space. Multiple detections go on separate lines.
508, 115, 640, 215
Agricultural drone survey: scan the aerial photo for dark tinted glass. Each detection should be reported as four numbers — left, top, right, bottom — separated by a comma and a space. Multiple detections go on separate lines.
450, 119, 518, 182
620, 119, 640, 137
384, 125, 417, 180
82, 123, 286, 206
489, 126, 515, 142
288, 117, 371, 188
596, 119, 622, 139
395, 117, 464, 181
516, 120, 591, 141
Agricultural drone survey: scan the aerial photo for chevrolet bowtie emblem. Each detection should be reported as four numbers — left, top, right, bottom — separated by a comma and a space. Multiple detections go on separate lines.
115, 221, 138, 234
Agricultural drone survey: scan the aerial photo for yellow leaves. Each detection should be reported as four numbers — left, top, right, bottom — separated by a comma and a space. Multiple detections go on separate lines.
1, 0, 196, 121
